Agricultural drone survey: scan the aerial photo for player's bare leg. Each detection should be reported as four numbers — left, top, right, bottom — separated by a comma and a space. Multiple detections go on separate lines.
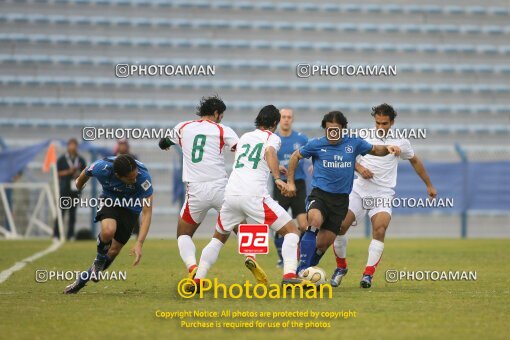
296, 208, 323, 274
331, 210, 355, 286
313, 228, 336, 263
361, 212, 391, 288
296, 213, 308, 234
64, 218, 117, 294
176, 217, 201, 279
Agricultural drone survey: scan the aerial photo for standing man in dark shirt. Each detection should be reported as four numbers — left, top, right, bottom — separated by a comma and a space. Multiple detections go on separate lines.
273, 108, 309, 267
53, 138, 86, 240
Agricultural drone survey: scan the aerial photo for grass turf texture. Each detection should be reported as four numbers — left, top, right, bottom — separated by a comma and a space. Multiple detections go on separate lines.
0, 238, 508, 339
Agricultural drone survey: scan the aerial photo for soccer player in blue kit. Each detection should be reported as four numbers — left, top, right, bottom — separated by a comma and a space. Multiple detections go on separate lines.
285, 111, 400, 275
64, 154, 153, 294
273, 108, 309, 267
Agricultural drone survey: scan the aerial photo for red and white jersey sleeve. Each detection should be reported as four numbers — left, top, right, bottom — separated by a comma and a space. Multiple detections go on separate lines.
225, 129, 281, 197
357, 137, 415, 189
223, 126, 239, 152
175, 119, 236, 183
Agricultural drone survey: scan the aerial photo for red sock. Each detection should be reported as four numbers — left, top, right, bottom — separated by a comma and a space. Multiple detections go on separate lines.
336, 257, 347, 269
364, 266, 376, 276
188, 264, 197, 273
283, 273, 297, 279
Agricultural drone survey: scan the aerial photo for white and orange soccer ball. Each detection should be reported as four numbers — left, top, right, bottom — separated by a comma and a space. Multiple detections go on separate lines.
300, 266, 327, 285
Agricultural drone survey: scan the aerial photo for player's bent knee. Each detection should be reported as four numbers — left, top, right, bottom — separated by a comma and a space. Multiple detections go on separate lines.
101, 225, 116, 240
307, 210, 323, 228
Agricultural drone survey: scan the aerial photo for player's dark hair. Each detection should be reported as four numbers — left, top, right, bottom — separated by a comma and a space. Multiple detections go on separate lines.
68, 138, 78, 146
255, 105, 281, 129
196, 95, 226, 117
113, 154, 137, 177
371, 103, 397, 121
321, 111, 348, 129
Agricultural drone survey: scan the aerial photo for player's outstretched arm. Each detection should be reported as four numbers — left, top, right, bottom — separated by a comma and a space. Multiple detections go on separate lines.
130, 195, 153, 266
355, 162, 374, 179
369, 145, 401, 157
266, 146, 288, 194
408, 156, 437, 198
74, 169, 90, 191
285, 150, 303, 197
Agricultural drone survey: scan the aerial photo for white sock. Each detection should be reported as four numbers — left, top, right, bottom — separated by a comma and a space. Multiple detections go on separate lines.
244, 254, 256, 260
195, 238, 224, 279
334, 235, 348, 258
282, 233, 299, 276
366, 239, 384, 270
177, 235, 196, 271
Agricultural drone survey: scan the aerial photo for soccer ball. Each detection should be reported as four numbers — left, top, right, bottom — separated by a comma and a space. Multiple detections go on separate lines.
300, 266, 327, 285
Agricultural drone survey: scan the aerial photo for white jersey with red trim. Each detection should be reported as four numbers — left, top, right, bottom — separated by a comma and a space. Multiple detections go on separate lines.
225, 129, 281, 197
170, 119, 239, 183
357, 135, 414, 189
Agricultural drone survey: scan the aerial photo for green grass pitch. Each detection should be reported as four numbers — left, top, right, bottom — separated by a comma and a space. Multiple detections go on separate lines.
0, 238, 508, 339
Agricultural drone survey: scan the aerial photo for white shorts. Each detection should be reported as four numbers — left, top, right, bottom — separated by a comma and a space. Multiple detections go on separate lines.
349, 180, 395, 225
180, 178, 227, 225
215, 195, 292, 234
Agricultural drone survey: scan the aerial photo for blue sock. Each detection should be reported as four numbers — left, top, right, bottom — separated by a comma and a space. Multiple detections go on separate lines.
274, 235, 284, 262
79, 267, 93, 283
310, 249, 325, 267
297, 227, 318, 273
96, 234, 111, 258
103, 255, 114, 270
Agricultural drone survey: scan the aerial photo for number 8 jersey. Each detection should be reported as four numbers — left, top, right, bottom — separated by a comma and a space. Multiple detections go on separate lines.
225, 129, 281, 197
170, 119, 239, 182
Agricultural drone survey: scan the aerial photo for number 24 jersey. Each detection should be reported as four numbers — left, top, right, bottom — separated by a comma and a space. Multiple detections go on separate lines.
225, 129, 281, 197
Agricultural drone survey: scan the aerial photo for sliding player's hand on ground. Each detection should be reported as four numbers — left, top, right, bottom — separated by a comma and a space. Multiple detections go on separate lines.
356, 164, 374, 179
387, 145, 401, 156
129, 241, 143, 266
427, 185, 437, 199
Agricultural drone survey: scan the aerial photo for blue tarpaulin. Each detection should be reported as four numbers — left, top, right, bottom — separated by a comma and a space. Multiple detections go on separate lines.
0, 140, 50, 182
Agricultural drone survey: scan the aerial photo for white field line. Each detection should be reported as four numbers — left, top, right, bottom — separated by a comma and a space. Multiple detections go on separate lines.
0, 240, 63, 284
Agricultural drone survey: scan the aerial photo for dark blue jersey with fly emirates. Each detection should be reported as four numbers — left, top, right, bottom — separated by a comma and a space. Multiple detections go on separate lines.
276, 130, 308, 181
85, 157, 153, 213
299, 136, 373, 194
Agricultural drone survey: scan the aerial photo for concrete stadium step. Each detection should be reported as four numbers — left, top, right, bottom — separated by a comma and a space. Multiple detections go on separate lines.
3, 1, 509, 26
4, 40, 509, 65
2, 15, 509, 45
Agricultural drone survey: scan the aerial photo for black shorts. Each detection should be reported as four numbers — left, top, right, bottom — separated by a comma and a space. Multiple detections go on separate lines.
273, 179, 307, 218
306, 188, 349, 235
95, 206, 140, 245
